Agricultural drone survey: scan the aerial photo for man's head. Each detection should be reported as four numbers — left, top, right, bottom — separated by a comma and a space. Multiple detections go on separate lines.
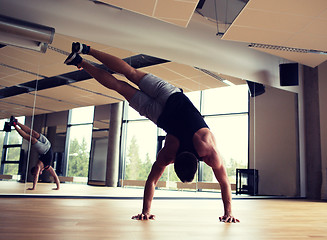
174, 151, 198, 183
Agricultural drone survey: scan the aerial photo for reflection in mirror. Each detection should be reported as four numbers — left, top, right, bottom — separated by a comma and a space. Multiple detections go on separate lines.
0, 57, 40, 194
0, 15, 56, 194
0, 45, 301, 200
1, 63, 291, 199
0, 28, 300, 199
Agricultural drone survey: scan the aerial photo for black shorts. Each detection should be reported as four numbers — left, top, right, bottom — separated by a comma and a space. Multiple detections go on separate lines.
39, 147, 53, 169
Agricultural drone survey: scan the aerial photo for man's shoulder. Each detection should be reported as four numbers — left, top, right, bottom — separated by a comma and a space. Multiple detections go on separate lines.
194, 127, 211, 137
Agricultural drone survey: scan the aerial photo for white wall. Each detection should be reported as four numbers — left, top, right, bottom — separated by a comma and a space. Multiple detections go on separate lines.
249, 86, 298, 196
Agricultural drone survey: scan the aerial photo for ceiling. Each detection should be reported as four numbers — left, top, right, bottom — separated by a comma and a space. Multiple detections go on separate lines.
222, 0, 327, 67
99, 0, 199, 27
0, 0, 327, 126
0, 32, 241, 120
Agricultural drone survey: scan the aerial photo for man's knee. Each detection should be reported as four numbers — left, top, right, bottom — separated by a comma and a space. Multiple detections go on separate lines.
116, 80, 138, 101
125, 69, 146, 85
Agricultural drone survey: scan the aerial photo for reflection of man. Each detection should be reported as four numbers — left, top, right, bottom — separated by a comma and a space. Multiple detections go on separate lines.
64, 42, 239, 223
10, 116, 60, 190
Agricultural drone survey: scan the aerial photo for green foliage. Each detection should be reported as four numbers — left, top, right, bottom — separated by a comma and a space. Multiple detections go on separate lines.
202, 158, 247, 183
124, 135, 246, 184
4, 164, 19, 175
124, 135, 181, 182
67, 137, 89, 177
159, 165, 179, 182
5, 147, 21, 175
169, 169, 179, 182
125, 136, 154, 180
202, 164, 213, 181
224, 157, 247, 179
141, 153, 153, 178
125, 136, 142, 180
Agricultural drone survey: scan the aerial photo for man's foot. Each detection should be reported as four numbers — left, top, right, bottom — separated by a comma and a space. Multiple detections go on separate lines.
9, 116, 17, 126
3, 122, 11, 132
64, 52, 83, 67
72, 42, 90, 54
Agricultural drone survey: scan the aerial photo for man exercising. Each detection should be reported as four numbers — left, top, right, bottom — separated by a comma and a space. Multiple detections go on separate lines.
11, 116, 60, 191
64, 42, 239, 223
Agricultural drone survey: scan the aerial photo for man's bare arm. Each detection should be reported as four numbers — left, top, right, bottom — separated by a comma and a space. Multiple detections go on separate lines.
132, 134, 178, 220
212, 165, 239, 222
198, 130, 239, 223
132, 158, 167, 220
27, 166, 40, 190
47, 166, 60, 190
132, 135, 178, 220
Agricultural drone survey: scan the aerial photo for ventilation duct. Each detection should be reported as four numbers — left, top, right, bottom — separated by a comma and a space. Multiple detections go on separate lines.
0, 15, 55, 53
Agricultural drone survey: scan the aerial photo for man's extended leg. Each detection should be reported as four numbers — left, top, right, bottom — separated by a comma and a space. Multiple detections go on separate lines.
71, 43, 180, 103
72, 42, 146, 86
65, 54, 138, 102
15, 122, 40, 139
14, 122, 38, 144
89, 48, 146, 85
65, 45, 178, 123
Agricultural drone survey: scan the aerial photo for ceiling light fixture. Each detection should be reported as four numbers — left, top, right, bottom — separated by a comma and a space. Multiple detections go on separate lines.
195, 67, 234, 86
0, 15, 55, 53
249, 43, 327, 55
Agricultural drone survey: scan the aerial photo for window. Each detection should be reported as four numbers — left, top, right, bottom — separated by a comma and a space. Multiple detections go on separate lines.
66, 106, 94, 181
0, 117, 25, 178
202, 85, 248, 115
123, 120, 157, 180
121, 84, 249, 189
70, 106, 95, 124
0, 120, 5, 163
185, 90, 201, 111
203, 114, 248, 183
201, 85, 248, 184
127, 106, 147, 121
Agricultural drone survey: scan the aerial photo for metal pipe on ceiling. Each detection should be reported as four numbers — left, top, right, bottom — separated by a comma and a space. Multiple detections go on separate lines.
0, 15, 55, 53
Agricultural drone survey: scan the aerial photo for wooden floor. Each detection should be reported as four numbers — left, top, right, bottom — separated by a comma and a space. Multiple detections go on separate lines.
0, 182, 327, 240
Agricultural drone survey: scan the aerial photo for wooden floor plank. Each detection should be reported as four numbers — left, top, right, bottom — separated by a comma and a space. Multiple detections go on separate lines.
0, 195, 327, 240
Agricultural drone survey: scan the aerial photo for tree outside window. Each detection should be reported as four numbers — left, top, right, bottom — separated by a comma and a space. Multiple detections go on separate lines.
67, 137, 90, 177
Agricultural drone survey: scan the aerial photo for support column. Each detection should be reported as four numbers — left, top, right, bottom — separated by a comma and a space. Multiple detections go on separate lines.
47, 126, 56, 148
106, 102, 123, 187
303, 65, 322, 200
